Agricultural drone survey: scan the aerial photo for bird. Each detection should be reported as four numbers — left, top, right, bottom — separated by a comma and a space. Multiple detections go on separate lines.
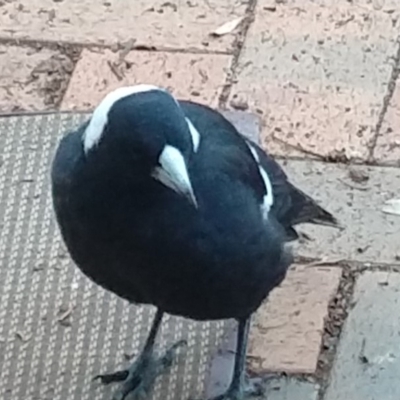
51, 84, 339, 400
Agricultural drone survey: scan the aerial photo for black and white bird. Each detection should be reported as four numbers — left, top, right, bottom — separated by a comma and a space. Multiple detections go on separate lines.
51, 85, 338, 400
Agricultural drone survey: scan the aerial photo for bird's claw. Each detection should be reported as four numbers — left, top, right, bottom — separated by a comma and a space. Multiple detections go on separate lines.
158, 339, 187, 370
207, 376, 266, 400
94, 339, 187, 400
94, 369, 129, 384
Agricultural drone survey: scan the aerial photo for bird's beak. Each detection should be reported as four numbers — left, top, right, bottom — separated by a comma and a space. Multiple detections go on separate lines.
152, 145, 198, 208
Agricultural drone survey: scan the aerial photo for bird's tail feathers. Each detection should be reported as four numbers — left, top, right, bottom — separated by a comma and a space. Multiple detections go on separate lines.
288, 183, 341, 229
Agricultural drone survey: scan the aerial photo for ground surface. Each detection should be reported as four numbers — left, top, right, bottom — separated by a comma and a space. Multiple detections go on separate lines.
0, 1, 400, 399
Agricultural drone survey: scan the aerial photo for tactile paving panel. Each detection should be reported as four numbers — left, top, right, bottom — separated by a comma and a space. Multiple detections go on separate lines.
0, 112, 239, 400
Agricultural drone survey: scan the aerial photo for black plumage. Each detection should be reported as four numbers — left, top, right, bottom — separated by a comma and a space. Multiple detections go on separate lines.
51, 86, 339, 400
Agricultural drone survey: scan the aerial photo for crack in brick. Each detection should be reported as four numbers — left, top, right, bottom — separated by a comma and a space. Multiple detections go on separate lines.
218, 0, 258, 108
315, 265, 358, 400
368, 36, 400, 163
0, 37, 233, 56
294, 255, 400, 272
304, 256, 400, 398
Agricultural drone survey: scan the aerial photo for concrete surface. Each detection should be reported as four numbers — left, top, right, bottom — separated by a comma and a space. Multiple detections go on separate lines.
229, 0, 399, 161
283, 160, 400, 264
260, 378, 319, 400
324, 271, 400, 400
61, 48, 231, 110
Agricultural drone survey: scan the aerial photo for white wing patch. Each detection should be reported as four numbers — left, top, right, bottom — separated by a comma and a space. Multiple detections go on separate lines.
246, 142, 274, 219
83, 84, 163, 153
185, 118, 200, 152
248, 144, 260, 163
258, 166, 274, 214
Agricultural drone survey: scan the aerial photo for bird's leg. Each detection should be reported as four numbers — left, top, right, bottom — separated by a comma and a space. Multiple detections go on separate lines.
209, 317, 265, 400
95, 309, 186, 400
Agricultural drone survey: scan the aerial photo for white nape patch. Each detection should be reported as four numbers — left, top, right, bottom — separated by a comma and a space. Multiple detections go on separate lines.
246, 142, 274, 219
83, 84, 163, 153
152, 145, 198, 207
185, 118, 200, 152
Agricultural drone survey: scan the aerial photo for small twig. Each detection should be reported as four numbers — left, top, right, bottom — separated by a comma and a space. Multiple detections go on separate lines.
378, 266, 394, 286
107, 60, 124, 81
358, 337, 369, 365
271, 134, 326, 160
335, 15, 355, 28
303, 257, 345, 268
57, 304, 74, 322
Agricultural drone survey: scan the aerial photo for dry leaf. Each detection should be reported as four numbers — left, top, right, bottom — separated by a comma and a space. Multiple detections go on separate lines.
211, 17, 244, 37
382, 199, 400, 216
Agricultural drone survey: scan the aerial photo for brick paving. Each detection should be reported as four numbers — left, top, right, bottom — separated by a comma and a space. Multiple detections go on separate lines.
324, 271, 400, 400
248, 265, 341, 374
374, 80, 400, 166
1, 1, 400, 399
62, 48, 232, 110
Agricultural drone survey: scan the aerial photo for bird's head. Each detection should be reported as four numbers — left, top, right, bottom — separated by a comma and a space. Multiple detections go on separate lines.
82, 85, 199, 207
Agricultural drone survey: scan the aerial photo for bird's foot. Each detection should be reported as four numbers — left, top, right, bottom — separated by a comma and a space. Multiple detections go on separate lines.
94, 339, 187, 400
208, 377, 266, 400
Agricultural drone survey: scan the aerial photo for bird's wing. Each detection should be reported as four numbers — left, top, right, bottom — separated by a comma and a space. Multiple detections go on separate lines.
179, 100, 269, 209
179, 100, 338, 239
243, 140, 338, 229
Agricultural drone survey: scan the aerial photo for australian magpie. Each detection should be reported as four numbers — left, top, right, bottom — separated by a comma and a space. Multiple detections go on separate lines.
51, 85, 339, 400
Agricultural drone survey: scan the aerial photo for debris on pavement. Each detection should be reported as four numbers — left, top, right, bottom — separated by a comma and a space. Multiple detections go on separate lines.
348, 168, 369, 184
57, 304, 75, 327
382, 199, 400, 216
211, 17, 244, 37
15, 331, 31, 343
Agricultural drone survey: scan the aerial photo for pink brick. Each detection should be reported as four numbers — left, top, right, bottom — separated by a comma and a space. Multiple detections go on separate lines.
0, 45, 73, 112
0, 0, 247, 52
248, 265, 341, 374
374, 83, 400, 166
62, 49, 231, 110
230, 1, 399, 161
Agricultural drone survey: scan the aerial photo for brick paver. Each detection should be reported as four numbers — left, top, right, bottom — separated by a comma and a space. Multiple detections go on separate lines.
249, 265, 341, 374
324, 271, 400, 400
229, 1, 398, 161
374, 82, 400, 166
0, 44, 74, 112
61, 48, 231, 110
0, 0, 247, 52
